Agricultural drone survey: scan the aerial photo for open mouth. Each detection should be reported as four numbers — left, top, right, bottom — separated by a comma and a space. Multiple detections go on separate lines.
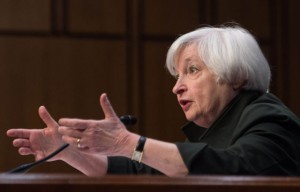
179, 100, 192, 111
180, 100, 189, 105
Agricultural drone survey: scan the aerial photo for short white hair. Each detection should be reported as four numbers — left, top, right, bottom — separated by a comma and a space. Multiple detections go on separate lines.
166, 25, 271, 93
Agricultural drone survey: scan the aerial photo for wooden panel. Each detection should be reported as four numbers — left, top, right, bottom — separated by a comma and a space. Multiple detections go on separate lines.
216, 0, 271, 38
0, 37, 127, 172
0, 37, 44, 127
0, 0, 51, 31
67, 0, 127, 34
41, 39, 128, 118
287, 0, 300, 116
142, 42, 186, 142
0, 37, 46, 171
143, 0, 200, 36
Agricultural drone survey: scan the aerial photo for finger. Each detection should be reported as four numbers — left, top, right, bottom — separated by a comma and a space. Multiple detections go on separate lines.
6, 129, 31, 139
58, 126, 83, 138
62, 135, 87, 150
38, 106, 58, 128
58, 118, 98, 128
100, 93, 117, 119
13, 139, 31, 148
18, 147, 35, 156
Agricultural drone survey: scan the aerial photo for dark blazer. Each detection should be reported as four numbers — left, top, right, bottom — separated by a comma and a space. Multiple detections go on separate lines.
108, 91, 300, 175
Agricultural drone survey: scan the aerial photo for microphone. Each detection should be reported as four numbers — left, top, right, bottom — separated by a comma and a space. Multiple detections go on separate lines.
7, 115, 137, 174
120, 115, 137, 126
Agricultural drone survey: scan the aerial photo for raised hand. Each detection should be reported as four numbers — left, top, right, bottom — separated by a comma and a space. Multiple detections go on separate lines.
58, 93, 135, 156
7, 106, 64, 161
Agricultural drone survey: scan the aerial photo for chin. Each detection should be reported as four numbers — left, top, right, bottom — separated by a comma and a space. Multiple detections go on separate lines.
185, 113, 209, 127
184, 113, 197, 122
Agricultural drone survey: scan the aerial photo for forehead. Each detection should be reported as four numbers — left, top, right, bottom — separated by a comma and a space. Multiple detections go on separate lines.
175, 44, 202, 68
177, 44, 197, 59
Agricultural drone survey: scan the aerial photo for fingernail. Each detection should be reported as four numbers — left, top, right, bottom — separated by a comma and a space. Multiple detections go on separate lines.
104, 94, 110, 103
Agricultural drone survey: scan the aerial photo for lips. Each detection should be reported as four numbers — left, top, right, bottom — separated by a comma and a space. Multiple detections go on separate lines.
179, 99, 192, 111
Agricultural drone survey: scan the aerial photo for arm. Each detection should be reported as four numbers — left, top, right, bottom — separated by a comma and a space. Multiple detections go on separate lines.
118, 133, 189, 176
60, 149, 108, 176
138, 138, 188, 176
176, 123, 299, 175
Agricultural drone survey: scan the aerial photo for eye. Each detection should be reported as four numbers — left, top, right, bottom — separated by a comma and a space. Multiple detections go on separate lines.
174, 74, 179, 80
186, 64, 202, 79
188, 65, 199, 74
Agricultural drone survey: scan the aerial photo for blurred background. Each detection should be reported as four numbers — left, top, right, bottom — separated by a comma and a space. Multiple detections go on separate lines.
0, 0, 299, 173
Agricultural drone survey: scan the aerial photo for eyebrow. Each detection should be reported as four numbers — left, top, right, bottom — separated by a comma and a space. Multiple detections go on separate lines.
184, 58, 195, 66
184, 57, 200, 66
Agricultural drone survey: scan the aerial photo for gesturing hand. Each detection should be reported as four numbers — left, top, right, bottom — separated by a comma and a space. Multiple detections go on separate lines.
7, 106, 65, 161
58, 93, 132, 156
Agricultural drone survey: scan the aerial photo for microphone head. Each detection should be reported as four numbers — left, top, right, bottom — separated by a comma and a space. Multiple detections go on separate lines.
120, 115, 137, 126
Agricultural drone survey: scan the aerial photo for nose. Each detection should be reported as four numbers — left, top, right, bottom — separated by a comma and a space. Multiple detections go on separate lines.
172, 78, 186, 95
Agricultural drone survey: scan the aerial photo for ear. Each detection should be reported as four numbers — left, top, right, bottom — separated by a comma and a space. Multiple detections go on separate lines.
232, 80, 247, 91
216, 75, 246, 90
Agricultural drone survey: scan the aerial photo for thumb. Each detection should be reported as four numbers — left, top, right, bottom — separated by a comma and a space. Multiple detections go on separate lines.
38, 106, 59, 128
100, 93, 118, 119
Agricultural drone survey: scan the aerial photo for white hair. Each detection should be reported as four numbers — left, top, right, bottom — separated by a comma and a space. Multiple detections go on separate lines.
166, 25, 271, 93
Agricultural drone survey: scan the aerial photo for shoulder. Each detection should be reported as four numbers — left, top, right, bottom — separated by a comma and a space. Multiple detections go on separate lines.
239, 92, 300, 129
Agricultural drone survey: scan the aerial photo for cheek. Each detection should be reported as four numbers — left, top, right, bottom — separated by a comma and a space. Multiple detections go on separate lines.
194, 84, 219, 108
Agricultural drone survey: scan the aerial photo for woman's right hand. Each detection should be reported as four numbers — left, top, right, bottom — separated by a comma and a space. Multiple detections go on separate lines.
6, 106, 65, 161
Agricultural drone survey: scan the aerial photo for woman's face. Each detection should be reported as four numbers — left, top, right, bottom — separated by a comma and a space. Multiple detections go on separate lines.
172, 44, 238, 128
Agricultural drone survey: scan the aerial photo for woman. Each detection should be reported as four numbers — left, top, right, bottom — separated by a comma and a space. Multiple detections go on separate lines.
7, 25, 300, 176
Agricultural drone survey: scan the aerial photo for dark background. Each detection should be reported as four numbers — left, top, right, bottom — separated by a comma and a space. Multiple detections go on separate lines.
0, 0, 299, 173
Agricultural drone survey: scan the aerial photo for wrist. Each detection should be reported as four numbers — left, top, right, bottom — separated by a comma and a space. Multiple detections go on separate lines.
131, 136, 147, 163
116, 132, 140, 158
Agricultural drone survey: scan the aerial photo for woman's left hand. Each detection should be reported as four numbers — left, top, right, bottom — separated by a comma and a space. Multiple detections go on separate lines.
58, 93, 132, 156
